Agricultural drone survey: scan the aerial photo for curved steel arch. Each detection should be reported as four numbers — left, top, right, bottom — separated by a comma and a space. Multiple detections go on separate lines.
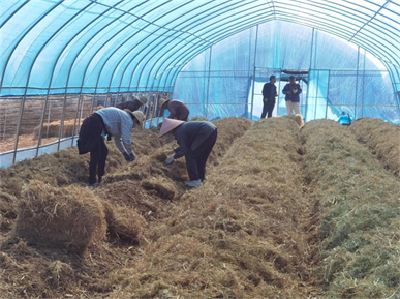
125, 0, 271, 92
124, 0, 258, 92
103, 1, 196, 95
0, 0, 399, 97
0, 0, 64, 93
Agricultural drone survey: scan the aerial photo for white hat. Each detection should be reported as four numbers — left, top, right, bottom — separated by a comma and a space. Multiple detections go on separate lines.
138, 96, 148, 106
159, 118, 184, 138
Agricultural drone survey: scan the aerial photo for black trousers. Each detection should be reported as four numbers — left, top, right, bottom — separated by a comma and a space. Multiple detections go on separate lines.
185, 129, 218, 181
78, 114, 108, 184
261, 100, 275, 118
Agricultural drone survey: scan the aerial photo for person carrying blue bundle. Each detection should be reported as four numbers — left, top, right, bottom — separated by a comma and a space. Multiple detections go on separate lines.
338, 111, 353, 125
159, 118, 218, 187
78, 107, 145, 188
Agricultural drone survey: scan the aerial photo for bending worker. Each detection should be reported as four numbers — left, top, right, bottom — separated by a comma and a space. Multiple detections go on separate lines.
116, 95, 148, 112
158, 98, 189, 121
282, 76, 302, 116
78, 107, 145, 188
159, 118, 217, 187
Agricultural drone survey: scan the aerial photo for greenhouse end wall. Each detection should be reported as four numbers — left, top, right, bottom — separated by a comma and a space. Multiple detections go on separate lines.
172, 22, 400, 123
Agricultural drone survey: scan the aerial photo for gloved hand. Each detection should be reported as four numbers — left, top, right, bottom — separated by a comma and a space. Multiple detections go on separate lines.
165, 156, 174, 165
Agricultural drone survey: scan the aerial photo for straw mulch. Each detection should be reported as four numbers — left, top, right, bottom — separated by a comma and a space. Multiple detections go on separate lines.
350, 118, 400, 177
301, 119, 400, 298
189, 116, 209, 121
108, 118, 317, 298
0, 117, 254, 298
101, 200, 147, 245
16, 180, 106, 254
33, 119, 77, 139
281, 114, 304, 127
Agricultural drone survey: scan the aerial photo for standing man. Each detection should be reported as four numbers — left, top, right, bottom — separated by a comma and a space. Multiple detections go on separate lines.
158, 98, 190, 121
116, 95, 148, 112
261, 75, 278, 118
78, 107, 145, 188
282, 76, 302, 116
159, 119, 217, 187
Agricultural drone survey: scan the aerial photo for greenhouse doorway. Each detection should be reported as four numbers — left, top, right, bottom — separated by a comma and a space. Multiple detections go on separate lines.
249, 68, 309, 120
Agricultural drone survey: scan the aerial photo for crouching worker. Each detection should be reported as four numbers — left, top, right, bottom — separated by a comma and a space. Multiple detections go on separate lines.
158, 98, 189, 121
159, 119, 217, 187
78, 107, 145, 188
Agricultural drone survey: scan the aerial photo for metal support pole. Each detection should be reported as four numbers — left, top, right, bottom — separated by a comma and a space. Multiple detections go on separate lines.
309, 28, 315, 70
46, 99, 52, 138
71, 93, 83, 147
2, 104, 7, 142
35, 94, 49, 156
205, 46, 213, 119
355, 46, 361, 119
12, 95, 27, 163
314, 71, 319, 120
250, 25, 259, 121
325, 70, 331, 119
57, 92, 68, 151
362, 49, 366, 118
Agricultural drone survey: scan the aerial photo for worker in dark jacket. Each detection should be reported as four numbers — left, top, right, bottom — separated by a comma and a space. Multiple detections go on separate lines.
159, 118, 217, 187
78, 108, 145, 188
116, 95, 148, 112
261, 75, 278, 118
158, 98, 189, 121
282, 76, 302, 116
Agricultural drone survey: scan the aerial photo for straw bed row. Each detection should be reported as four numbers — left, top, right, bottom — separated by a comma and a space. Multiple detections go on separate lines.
350, 118, 400, 177
108, 118, 314, 298
301, 119, 400, 298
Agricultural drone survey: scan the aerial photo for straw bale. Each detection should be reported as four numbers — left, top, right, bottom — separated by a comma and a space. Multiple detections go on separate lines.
301, 119, 400, 298
101, 200, 146, 244
33, 119, 77, 139
109, 118, 316, 298
16, 181, 106, 254
351, 118, 400, 176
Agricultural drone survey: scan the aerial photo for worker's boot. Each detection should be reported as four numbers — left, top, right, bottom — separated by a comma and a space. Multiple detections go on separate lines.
185, 179, 203, 187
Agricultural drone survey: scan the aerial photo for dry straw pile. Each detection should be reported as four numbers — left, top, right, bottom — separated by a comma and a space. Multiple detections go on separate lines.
351, 118, 400, 177
301, 119, 400, 298
16, 180, 106, 254
33, 119, 77, 139
108, 118, 316, 298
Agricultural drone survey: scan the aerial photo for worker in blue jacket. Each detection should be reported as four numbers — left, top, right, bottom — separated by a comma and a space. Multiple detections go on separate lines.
282, 76, 302, 116
159, 119, 217, 187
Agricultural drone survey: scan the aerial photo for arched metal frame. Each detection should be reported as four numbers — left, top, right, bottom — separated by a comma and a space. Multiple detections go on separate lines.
0, 0, 399, 164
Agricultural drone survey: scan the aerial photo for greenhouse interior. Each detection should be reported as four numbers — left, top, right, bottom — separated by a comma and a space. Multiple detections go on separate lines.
1, 1, 400, 298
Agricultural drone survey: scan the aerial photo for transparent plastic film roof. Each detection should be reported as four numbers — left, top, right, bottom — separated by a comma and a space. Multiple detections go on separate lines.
0, 0, 399, 98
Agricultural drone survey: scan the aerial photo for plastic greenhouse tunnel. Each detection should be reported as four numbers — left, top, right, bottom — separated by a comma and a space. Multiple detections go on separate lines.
1, 0, 399, 168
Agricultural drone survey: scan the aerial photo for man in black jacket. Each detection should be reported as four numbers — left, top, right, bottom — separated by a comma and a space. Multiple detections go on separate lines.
159, 119, 218, 187
261, 75, 278, 118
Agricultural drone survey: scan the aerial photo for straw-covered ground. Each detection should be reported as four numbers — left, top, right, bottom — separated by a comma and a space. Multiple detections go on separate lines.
350, 118, 400, 177
301, 119, 400, 298
0, 116, 398, 298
